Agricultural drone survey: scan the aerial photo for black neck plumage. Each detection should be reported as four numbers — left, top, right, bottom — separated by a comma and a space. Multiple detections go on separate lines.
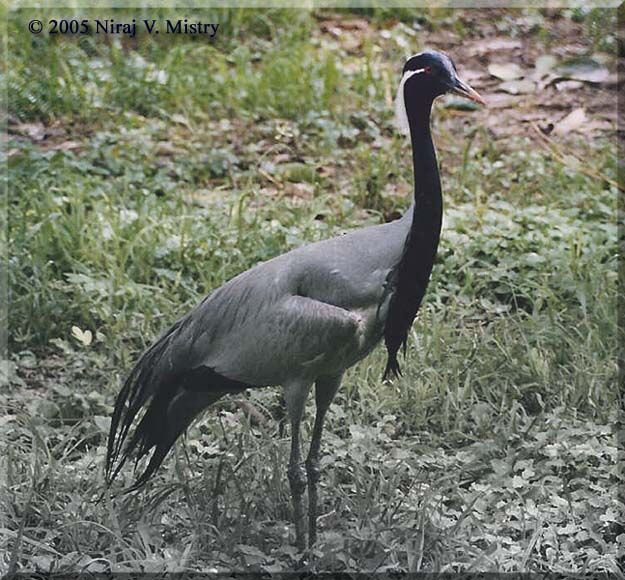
382, 97, 443, 379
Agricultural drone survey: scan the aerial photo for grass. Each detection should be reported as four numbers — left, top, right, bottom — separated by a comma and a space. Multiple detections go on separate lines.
2, 6, 623, 575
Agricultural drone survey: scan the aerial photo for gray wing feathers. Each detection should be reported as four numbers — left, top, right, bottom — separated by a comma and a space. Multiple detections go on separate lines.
205, 294, 364, 384
143, 260, 361, 386
148, 217, 411, 388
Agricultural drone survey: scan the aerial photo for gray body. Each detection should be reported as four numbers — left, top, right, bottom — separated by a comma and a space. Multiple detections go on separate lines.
158, 209, 412, 387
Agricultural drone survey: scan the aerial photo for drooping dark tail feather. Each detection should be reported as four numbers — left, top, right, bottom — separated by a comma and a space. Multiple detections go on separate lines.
116, 373, 223, 492
105, 319, 185, 486
106, 318, 249, 491
120, 366, 248, 490
106, 323, 248, 491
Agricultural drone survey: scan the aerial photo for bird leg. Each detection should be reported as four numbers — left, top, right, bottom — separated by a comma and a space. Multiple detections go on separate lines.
304, 411, 324, 548
287, 423, 307, 551
284, 381, 311, 551
305, 373, 342, 548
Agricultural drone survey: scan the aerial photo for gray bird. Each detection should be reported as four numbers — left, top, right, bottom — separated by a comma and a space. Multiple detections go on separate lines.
106, 51, 485, 550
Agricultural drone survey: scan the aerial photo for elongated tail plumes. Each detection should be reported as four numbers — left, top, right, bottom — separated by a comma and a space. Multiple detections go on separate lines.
105, 320, 247, 490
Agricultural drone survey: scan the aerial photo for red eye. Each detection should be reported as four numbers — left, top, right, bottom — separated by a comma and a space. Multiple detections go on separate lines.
424, 66, 433, 74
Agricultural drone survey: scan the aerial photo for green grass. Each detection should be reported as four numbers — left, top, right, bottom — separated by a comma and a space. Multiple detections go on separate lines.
2, 6, 622, 575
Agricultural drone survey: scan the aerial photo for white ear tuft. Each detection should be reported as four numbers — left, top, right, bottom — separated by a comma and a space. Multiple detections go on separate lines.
394, 68, 424, 137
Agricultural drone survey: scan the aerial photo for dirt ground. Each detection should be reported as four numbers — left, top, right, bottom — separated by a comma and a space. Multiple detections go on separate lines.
316, 9, 620, 138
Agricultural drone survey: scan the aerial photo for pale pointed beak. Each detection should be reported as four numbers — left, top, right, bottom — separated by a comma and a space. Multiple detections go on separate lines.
450, 77, 486, 106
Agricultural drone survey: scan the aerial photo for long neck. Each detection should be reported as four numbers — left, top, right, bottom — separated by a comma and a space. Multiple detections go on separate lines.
408, 99, 443, 252
382, 99, 443, 378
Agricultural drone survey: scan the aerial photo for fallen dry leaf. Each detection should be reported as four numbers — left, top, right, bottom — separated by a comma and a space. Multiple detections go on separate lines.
472, 38, 522, 55
521, 112, 550, 123
554, 57, 610, 84
321, 24, 342, 38
335, 19, 369, 31
460, 69, 488, 83
554, 108, 586, 135
481, 93, 519, 109
488, 62, 524, 81
11, 122, 46, 141
171, 113, 190, 127
283, 182, 314, 198
554, 80, 584, 92
272, 153, 292, 164
319, 18, 369, 32
46, 140, 82, 153
155, 141, 186, 156
533, 54, 558, 78
498, 79, 536, 95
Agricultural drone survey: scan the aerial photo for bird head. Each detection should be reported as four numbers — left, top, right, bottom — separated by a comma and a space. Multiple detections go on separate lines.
395, 50, 485, 135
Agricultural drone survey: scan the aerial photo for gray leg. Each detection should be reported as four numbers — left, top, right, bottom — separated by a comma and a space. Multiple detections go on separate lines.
283, 380, 312, 551
305, 373, 343, 548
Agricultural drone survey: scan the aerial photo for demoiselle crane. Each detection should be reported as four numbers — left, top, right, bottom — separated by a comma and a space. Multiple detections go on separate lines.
106, 51, 485, 550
